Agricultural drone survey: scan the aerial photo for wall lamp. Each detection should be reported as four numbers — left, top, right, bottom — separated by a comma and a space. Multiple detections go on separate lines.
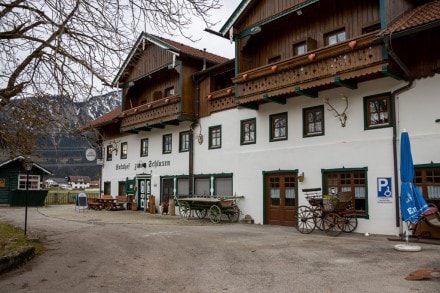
298, 172, 304, 182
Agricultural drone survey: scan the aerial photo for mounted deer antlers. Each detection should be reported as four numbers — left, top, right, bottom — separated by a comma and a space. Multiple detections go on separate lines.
323, 95, 349, 127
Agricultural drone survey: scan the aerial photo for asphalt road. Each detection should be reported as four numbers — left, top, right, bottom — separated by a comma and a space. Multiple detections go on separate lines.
0, 205, 439, 293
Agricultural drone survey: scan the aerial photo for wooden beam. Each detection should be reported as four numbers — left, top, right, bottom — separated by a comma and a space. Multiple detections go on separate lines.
150, 124, 165, 129
295, 86, 318, 98
334, 77, 358, 89
380, 66, 403, 80
161, 120, 180, 126
263, 94, 286, 105
236, 101, 259, 110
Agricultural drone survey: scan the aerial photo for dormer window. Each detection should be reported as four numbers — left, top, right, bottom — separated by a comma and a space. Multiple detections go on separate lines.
165, 86, 175, 97
294, 42, 307, 56
325, 29, 346, 46
268, 55, 281, 64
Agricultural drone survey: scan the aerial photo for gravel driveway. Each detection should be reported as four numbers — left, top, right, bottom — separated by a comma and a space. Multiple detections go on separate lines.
0, 205, 439, 293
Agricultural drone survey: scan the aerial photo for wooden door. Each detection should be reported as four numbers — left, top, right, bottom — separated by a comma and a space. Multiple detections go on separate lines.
265, 173, 297, 226
161, 178, 173, 203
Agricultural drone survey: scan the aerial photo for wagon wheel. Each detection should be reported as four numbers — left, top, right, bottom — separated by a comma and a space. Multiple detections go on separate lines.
209, 205, 222, 224
311, 206, 324, 231
179, 201, 191, 219
341, 215, 358, 233
323, 213, 343, 236
295, 206, 316, 234
195, 209, 208, 219
227, 206, 240, 223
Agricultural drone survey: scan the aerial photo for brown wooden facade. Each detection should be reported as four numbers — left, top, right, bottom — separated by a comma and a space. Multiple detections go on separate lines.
113, 33, 229, 133
215, 0, 421, 109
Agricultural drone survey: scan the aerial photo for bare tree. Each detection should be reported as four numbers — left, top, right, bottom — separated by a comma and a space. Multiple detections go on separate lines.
0, 0, 221, 156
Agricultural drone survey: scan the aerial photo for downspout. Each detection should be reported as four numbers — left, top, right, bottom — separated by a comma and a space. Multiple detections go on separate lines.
386, 41, 415, 228
190, 74, 203, 196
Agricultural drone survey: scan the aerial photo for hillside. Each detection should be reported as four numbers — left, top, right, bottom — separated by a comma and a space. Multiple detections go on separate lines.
35, 91, 121, 180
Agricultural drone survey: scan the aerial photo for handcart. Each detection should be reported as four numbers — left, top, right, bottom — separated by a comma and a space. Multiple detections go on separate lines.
173, 195, 242, 224
295, 188, 357, 236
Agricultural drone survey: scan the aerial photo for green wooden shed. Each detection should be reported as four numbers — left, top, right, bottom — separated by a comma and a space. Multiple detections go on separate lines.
0, 156, 52, 206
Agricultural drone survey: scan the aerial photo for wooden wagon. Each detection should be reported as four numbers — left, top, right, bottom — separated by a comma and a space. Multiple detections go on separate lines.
174, 195, 243, 223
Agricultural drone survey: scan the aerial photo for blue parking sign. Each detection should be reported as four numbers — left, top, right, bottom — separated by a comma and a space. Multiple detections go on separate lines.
377, 177, 392, 202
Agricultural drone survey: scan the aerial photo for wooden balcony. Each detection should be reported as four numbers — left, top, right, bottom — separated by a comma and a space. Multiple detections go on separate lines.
206, 86, 236, 114
232, 33, 394, 107
120, 96, 194, 133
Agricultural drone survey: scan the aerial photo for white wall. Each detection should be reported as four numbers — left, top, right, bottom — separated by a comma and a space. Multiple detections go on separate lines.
100, 74, 440, 236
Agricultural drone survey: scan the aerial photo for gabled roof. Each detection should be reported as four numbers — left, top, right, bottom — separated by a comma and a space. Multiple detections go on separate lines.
112, 32, 230, 85
0, 155, 53, 175
219, 0, 319, 37
68, 176, 91, 183
219, 0, 252, 36
81, 107, 121, 130
380, 0, 440, 37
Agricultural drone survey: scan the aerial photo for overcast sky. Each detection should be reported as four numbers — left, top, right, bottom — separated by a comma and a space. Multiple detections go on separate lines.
168, 1, 241, 59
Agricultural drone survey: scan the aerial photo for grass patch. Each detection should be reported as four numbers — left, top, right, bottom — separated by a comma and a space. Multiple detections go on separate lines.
0, 222, 44, 257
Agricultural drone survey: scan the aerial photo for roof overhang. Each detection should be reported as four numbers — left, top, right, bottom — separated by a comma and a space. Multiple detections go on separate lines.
112, 32, 181, 86
0, 155, 53, 175
219, 0, 320, 39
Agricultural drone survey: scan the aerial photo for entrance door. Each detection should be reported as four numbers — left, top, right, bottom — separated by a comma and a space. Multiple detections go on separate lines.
162, 178, 173, 203
137, 178, 151, 210
265, 173, 297, 226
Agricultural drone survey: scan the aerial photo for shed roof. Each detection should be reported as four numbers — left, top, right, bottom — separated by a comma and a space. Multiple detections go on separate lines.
0, 156, 53, 175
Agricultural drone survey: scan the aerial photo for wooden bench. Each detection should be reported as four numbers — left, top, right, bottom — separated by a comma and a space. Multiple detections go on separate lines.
116, 195, 128, 210
87, 198, 103, 210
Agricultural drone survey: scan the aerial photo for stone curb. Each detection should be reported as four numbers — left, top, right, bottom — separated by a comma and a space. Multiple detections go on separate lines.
0, 246, 35, 275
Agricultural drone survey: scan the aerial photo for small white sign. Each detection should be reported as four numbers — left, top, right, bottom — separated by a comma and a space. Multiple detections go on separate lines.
85, 148, 97, 161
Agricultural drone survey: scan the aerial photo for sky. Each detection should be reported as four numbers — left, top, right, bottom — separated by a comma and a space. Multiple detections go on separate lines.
168, 1, 241, 59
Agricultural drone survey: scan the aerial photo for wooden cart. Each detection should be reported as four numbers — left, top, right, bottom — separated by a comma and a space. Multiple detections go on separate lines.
295, 188, 357, 236
174, 195, 242, 224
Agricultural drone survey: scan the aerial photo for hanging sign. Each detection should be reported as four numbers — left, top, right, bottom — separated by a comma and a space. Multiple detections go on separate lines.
377, 177, 392, 203
85, 148, 97, 161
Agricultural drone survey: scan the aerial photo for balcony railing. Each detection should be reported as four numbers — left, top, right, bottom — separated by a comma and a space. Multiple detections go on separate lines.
207, 86, 236, 114
232, 33, 388, 104
120, 96, 183, 132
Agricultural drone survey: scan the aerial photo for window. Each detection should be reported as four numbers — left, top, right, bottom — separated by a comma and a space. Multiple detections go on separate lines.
270, 112, 287, 141
303, 106, 324, 137
195, 177, 210, 195
162, 134, 172, 154
364, 93, 392, 129
268, 55, 281, 64
323, 169, 368, 217
180, 131, 190, 152
194, 175, 233, 196
294, 42, 307, 56
325, 29, 346, 46
165, 86, 175, 97
140, 138, 149, 157
106, 145, 113, 161
209, 125, 221, 149
362, 23, 381, 34
18, 174, 40, 190
414, 165, 440, 208
120, 142, 128, 159
241, 118, 256, 145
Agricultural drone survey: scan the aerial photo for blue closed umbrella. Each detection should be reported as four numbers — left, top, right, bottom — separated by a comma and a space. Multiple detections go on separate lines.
400, 131, 428, 224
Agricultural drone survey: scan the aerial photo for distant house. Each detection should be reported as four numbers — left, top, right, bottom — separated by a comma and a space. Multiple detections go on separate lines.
45, 177, 71, 189
67, 176, 91, 189
89, 180, 100, 189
